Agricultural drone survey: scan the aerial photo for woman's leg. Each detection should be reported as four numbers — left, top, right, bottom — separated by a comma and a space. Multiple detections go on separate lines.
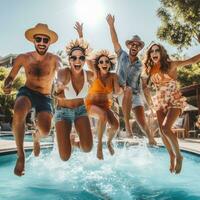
55, 120, 72, 161
88, 105, 108, 160
161, 108, 183, 174
106, 109, 119, 155
133, 106, 157, 145
74, 116, 93, 152
156, 110, 176, 173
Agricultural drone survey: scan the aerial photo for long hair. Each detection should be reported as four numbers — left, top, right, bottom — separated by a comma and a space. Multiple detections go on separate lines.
143, 43, 171, 75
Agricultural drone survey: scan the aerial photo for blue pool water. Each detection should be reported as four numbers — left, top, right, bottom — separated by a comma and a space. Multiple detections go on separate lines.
0, 134, 53, 143
0, 143, 200, 200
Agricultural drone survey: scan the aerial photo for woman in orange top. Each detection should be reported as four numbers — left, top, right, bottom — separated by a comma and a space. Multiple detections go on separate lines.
86, 50, 123, 160
75, 22, 122, 160
143, 42, 200, 174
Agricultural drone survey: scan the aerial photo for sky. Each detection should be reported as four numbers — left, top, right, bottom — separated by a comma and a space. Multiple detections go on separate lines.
0, 0, 199, 57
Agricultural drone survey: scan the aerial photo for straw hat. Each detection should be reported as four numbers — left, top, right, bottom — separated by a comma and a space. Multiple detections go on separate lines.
125, 35, 145, 49
25, 23, 58, 44
66, 38, 92, 56
91, 49, 117, 65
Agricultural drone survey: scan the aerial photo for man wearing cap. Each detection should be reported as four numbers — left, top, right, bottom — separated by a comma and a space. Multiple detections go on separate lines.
106, 14, 156, 145
3, 23, 62, 176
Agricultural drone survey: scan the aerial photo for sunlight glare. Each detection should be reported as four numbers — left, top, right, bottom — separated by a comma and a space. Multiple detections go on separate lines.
75, 0, 105, 26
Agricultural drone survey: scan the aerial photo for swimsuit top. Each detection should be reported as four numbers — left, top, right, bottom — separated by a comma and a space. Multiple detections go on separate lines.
88, 78, 113, 95
64, 70, 89, 99
150, 63, 174, 85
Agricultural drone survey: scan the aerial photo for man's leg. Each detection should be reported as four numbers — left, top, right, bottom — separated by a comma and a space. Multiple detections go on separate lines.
34, 111, 52, 156
13, 96, 31, 176
133, 105, 157, 145
122, 87, 132, 137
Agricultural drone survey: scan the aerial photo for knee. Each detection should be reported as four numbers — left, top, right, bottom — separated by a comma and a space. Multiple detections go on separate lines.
39, 130, 50, 137
38, 125, 51, 136
82, 142, 93, 153
99, 112, 107, 123
13, 107, 28, 122
60, 152, 71, 161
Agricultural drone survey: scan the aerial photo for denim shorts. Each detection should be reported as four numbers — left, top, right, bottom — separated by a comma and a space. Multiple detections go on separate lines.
132, 94, 143, 109
54, 104, 88, 123
16, 86, 53, 114
118, 93, 143, 109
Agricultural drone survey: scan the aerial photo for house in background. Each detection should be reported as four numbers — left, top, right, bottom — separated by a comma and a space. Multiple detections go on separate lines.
0, 54, 17, 68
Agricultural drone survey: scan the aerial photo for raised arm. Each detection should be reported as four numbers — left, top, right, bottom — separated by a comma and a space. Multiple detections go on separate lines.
3, 54, 24, 94
106, 14, 121, 53
74, 22, 83, 38
171, 53, 200, 70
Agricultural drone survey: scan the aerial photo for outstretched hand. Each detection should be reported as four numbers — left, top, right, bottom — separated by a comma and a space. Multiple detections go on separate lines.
54, 81, 68, 94
3, 82, 12, 95
74, 22, 83, 38
106, 14, 115, 26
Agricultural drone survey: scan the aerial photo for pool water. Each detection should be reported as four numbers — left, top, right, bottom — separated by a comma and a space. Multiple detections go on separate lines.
0, 134, 53, 143
0, 143, 200, 200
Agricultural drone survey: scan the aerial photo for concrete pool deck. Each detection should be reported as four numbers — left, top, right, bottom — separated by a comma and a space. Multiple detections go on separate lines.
0, 137, 200, 155
0, 140, 53, 153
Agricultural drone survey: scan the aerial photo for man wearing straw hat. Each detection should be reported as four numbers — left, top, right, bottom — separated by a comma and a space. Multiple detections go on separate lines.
106, 14, 156, 145
3, 23, 62, 176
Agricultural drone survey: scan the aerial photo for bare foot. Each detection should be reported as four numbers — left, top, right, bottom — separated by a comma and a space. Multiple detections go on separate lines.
14, 156, 25, 176
175, 156, 183, 174
32, 130, 40, 157
97, 143, 103, 160
125, 126, 133, 138
148, 138, 157, 146
169, 154, 175, 173
107, 142, 115, 156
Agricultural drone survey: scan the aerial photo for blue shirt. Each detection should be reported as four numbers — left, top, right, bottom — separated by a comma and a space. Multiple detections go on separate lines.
117, 49, 142, 94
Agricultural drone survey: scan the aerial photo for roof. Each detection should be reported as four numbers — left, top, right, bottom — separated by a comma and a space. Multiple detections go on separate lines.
181, 84, 200, 97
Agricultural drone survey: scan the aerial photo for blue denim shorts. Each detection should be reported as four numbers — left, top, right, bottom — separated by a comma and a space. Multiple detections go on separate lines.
16, 86, 53, 114
132, 94, 144, 109
54, 104, 88, 123
118, 93, 144, 109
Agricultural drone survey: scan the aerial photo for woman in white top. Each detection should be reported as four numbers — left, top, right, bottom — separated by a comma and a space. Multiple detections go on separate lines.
54, 38, 93, 161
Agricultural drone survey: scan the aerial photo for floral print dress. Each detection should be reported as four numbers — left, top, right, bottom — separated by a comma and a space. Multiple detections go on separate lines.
151, 72, 187, 113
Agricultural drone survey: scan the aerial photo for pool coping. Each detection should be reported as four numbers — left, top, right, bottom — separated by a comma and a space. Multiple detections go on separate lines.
0, 137, 200, 156
0, 140, 53, 155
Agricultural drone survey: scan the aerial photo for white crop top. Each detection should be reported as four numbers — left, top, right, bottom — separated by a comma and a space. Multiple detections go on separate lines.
64, 70, 89, 99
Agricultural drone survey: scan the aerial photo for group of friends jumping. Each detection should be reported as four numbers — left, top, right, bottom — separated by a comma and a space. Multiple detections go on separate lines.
3, 14, 200, 177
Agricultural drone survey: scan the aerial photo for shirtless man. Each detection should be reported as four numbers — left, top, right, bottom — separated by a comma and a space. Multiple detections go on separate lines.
3, 23, 62, 176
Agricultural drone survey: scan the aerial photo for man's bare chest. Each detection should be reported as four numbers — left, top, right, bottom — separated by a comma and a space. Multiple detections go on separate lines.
26, 60, 54, 78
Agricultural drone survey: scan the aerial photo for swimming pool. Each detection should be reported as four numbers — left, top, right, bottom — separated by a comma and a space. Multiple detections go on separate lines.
0, 133, 54, 143
0, 143, 200, 200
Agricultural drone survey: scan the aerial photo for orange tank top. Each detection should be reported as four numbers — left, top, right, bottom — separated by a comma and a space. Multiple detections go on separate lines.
88, 78, 113, 95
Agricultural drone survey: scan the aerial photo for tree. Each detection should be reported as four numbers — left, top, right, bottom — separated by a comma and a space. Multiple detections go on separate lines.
157, 0, 200, 50
0, 66, 25, 122
177, 62, 200, 87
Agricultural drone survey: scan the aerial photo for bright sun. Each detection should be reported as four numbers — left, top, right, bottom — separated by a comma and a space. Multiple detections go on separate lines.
75, 0, 105, 26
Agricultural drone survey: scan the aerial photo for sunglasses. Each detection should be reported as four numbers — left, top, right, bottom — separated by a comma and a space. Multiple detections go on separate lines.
130, 43, 141, 49
98, 60, 110, 64
150, 49, 160, 53
70, 55, 85, 61
34, 37, 50, 44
